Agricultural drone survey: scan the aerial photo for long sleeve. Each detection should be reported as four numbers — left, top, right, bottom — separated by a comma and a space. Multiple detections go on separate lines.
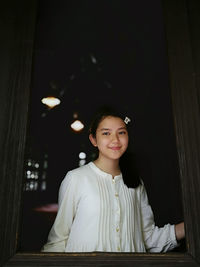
140, 184, 178, 252
41, 172, 79, 252
41, 162, 179, 253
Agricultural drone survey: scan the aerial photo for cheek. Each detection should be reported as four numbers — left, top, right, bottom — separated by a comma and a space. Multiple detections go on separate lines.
97, 138, 108, 147
122, 136, 129, 148
95, 135, 107, 147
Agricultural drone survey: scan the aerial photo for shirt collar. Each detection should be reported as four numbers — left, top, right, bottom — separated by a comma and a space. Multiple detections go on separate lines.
89, 161, 122, 181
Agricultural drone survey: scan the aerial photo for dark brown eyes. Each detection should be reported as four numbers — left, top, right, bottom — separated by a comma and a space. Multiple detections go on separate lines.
102, 131, 127, 136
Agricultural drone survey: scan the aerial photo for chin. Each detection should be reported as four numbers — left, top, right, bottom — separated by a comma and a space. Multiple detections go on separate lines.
109, 154, 124, 160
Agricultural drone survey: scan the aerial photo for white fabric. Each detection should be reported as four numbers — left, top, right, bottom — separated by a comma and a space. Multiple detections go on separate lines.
42, 162, 178, 253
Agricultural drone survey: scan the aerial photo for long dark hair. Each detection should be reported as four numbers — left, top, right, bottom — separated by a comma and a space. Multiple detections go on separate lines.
89, 106, 141, 189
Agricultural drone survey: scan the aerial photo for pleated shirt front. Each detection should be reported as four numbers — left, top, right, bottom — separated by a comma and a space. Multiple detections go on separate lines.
42, 162, 177, 253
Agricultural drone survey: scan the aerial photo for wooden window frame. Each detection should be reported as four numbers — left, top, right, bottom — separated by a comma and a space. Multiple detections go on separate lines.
1, 1, 200, 266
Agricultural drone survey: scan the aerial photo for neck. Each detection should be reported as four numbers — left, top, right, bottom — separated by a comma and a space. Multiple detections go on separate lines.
94, 157, 121, 178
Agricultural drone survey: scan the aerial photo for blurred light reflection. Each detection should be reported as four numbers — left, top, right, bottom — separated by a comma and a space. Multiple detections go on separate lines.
79, 159, 86, 166
79, 152, 86, 159
71, 120, 84, 132
41, 96, 61, 108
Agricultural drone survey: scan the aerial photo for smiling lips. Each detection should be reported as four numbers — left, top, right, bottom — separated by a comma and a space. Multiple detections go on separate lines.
109, 146, 121, 151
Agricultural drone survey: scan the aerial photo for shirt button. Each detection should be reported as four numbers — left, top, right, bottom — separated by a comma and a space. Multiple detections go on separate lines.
117, 246, 120, 251
116, 227, 119, 232
115, 193, 119, 197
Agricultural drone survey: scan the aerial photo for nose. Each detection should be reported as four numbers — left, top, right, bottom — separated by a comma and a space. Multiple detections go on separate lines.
111, 133, 119, 143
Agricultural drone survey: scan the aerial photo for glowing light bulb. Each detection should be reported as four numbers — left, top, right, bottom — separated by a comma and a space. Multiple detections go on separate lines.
41, 96, 61, 108
79, 152, 86, 159
71, 120, 84, 132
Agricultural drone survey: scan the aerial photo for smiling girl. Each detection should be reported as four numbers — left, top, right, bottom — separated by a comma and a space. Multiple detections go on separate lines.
42, 107, 185, 252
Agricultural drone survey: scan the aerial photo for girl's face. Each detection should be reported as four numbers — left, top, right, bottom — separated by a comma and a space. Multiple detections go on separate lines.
89, 116, 129, 162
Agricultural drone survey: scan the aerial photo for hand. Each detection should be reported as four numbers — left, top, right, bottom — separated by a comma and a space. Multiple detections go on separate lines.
175, 222, 185, 241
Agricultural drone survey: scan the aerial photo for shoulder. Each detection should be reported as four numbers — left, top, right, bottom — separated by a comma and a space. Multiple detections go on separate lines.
67, 162, 93, 178
61, 162, 93, 186
129, 179, 146, 198
58, 163, 93, 204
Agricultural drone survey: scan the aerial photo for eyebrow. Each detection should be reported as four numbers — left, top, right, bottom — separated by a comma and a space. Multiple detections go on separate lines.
99, 127, 127, 131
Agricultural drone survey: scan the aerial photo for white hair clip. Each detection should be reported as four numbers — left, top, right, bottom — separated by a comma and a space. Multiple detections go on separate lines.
124, 116, 131, 124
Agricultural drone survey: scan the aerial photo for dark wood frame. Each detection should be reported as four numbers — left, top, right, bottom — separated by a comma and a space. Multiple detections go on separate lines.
0, 0, 200, 266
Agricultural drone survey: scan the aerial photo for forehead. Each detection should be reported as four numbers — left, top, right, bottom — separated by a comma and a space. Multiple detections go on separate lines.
97, 116, 126, 129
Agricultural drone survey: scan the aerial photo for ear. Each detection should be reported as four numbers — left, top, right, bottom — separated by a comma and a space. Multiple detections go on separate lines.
89, 134, 97, 147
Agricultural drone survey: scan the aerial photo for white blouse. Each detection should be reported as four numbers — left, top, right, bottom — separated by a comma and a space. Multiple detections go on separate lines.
42, 162, 178, 253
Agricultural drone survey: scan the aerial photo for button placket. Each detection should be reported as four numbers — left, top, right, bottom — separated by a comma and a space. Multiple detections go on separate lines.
112, 178, 121, 251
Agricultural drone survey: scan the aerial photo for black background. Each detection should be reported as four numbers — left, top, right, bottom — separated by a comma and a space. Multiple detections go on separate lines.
20, 0, 184, 251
